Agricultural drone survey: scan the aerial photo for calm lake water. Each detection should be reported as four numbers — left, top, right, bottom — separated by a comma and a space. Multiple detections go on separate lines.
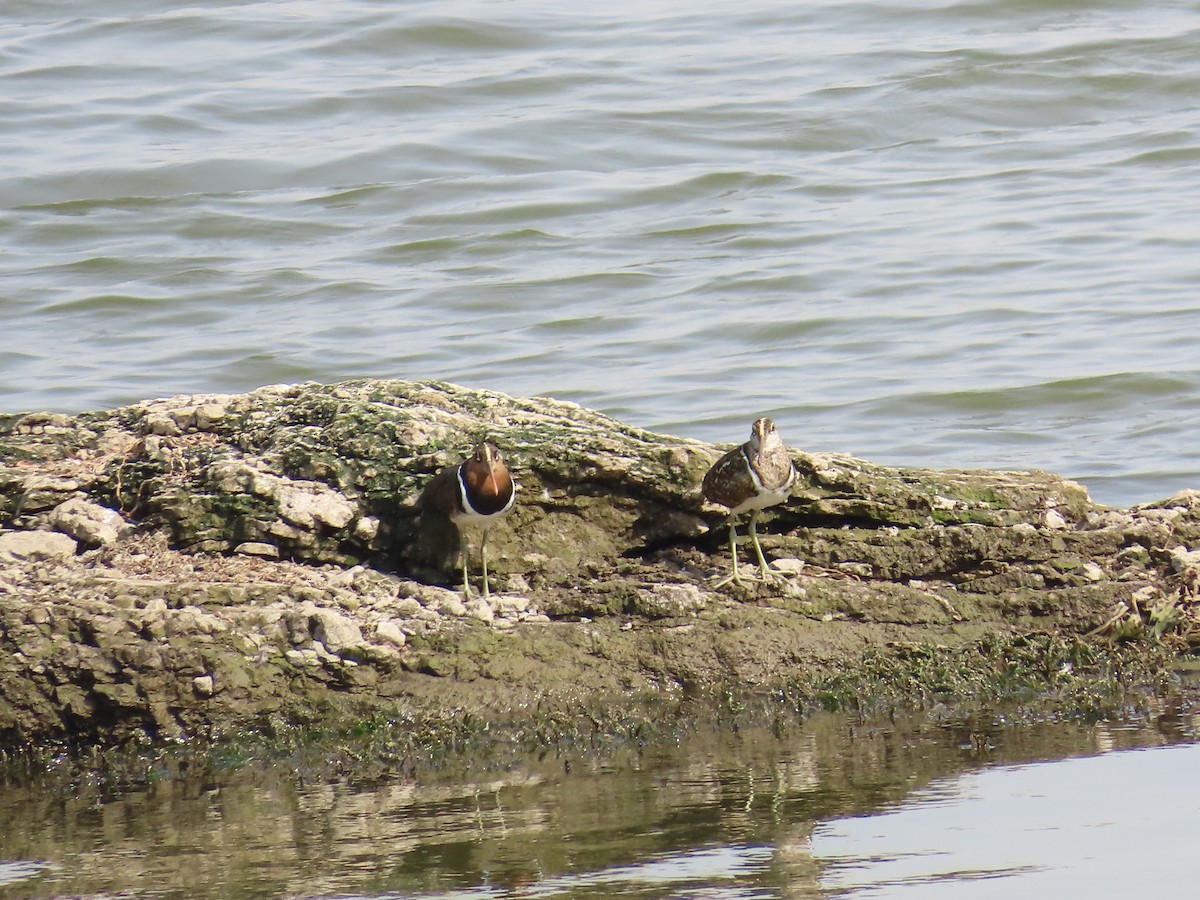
1, 708, 1198, 899
3, 0, 1200, 507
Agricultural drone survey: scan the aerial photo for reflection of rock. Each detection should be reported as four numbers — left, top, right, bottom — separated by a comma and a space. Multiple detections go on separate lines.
0, 379, 1197, 749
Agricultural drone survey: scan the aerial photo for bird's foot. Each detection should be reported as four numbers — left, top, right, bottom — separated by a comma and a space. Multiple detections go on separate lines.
711, 565, 790, 591
756, 564, 790, 584
711, 568, 751, 589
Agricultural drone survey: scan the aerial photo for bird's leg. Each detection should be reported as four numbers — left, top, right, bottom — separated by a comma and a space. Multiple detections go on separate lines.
712, 516, 746, 588
480, 526, 493, 601
748, 510, 788, 582
748, 510, 771, 577
459, 531, 474, 599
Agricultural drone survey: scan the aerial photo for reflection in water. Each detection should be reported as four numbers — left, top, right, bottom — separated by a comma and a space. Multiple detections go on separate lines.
0, 710, 1196, 898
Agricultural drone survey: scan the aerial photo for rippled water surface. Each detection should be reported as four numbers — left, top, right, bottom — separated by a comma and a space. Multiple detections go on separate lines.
4, 1, 1200, 507
1, 711, 1198, 899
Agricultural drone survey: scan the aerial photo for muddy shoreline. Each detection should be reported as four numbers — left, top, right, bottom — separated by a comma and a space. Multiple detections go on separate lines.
2, 379, 1198, 758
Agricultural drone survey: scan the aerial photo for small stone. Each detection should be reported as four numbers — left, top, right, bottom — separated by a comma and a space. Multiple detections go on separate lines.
429, 595, 467, 617
235, 541, 280, 559
374, 621, 407, 648
15, 412, 71, 433
1044, 509, 1068, 530
145, 413, 180, 436
630, 583, 707, 618
285, 648, 322, 667
97, 428, 140, 456
490, 594, 530, 616
502, 573, 532, 594
0, 530, 78, 563
390, 597, 423, 618
51, 498, 127, 547
1169, 546, 1200, 573
354, 516, 380, 542
360, 644, 401, 668
465, 599, 494, 623
274, 482, 356, 531
310, 608, 364, 654
836, 561, 875, 579
17, 475, 82, 513
192, 675, 215, 697
193, 403, 226, 430
395, 581, 461, 608
1082, 562, 1105, 582
771, 558, 806, 574
166, 406, 197, 429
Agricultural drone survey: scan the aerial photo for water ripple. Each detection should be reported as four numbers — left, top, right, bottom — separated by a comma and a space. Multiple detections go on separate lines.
3, 0, 1200, 504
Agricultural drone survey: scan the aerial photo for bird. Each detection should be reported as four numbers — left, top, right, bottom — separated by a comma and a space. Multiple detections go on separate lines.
421, 441, 517, 600
702, 417, 796, 587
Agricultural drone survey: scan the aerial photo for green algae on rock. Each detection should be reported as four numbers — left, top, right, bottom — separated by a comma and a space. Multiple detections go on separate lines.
1, 379, 1199, 751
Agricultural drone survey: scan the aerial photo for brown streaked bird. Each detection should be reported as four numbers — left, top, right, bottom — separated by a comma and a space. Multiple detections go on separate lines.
702, 417, 796, 587
421, 441, 517, 600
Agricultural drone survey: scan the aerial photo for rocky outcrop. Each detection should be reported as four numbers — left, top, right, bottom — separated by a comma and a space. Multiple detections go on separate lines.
1, 379, 1198, 748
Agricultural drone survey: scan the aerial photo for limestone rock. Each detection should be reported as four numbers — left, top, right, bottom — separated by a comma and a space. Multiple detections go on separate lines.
465, 599, 494, 624
1, 377, 1197, 752
632, 583, 708, 618
0, 530, 77, 563
51, 498, 127, 547
428, 594, 468, 617
310, 608, 364, 654
374, 621, 407, 648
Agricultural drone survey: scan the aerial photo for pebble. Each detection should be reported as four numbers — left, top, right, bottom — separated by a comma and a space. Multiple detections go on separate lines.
465, 599, 494, 624
429, 595, 467, 617
1044, 509, 1069, 530
490, 594, 531, 616
235, 542, 281, 559
374, 621, 407, 648
51, 498, 127, 547
0, 530, 78, 563
309, 608, 364, 654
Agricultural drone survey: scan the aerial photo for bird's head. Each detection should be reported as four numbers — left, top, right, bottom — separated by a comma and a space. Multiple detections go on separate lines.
467, 442, 511, 499
749, 417, 778, 452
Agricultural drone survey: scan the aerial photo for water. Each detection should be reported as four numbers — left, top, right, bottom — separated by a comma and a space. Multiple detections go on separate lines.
818, 741, 1200, 897
2, 1, 1200, 506
0, 710, 1197, 898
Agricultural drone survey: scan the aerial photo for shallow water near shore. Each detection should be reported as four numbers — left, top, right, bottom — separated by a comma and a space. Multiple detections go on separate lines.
0, 708, 1197, 899
4, 1, 1200, 507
